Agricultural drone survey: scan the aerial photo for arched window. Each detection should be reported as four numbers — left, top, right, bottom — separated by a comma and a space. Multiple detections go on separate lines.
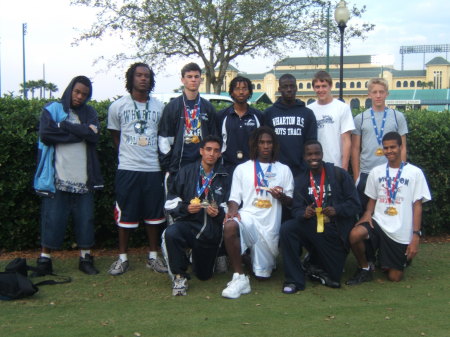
299, 83, 303, 89
350, 98, 360, 109
307, 83, 311, 89
350, 82, 355, 88
342, 82, 347, 89
252, 84, 255, 89
365, 81, 368, 88
410, 81, 415, 87
256, 83, 261, 90
396, 81, 401, 88
417, 80, 422, 87
357, 82, 361, 88
365, 98, 372, 109
336, 82, 340, 89
403, 81, 408, 87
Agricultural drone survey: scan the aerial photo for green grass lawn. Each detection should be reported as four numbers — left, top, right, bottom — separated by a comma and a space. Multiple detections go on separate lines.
1, 242, 449, 337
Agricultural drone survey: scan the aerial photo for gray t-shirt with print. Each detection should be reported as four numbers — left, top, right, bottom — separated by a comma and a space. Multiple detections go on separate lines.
107, 94, 164, 172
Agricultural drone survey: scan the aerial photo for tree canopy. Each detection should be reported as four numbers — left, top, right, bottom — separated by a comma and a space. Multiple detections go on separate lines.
72, 0, 374, 93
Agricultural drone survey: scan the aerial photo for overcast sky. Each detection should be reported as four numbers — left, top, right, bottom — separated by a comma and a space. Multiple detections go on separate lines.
1, 0, 449, 100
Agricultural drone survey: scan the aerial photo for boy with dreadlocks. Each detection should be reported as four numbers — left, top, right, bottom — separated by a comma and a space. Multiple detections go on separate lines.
107, 63, 167, 276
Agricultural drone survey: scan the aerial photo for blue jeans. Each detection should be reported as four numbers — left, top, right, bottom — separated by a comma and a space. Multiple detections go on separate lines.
40, 190, 95, 249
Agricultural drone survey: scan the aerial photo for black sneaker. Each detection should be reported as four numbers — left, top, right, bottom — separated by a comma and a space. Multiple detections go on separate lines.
31, 257, 53, 276
79, 254, 99, 275
346, 268, 373, 286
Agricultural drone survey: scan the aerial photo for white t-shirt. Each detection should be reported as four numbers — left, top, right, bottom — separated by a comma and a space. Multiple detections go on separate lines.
308, 99, 354, 167
365, 163, 431, 244
107, 95, 164, 172
229, 160, 294, 254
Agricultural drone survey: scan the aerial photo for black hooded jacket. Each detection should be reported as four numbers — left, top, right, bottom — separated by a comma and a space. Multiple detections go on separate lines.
36, 76, 103, 195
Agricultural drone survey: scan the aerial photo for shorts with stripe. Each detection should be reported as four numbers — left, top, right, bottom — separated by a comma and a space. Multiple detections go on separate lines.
360, 220, 408, 271
115, 170, 165, 228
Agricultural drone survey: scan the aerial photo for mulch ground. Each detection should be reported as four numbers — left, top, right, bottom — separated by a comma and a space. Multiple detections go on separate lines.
1, 235, 449, 261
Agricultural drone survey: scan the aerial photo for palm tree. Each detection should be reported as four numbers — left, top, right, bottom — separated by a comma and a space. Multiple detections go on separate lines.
19, 80, 39, 99
46, 82, 58, 98
36, 80, 47, 98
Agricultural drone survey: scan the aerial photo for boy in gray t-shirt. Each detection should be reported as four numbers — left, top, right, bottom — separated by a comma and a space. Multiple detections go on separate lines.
351, 78, 408, 212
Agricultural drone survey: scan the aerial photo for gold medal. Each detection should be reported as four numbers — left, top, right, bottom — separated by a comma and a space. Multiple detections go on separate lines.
323, 214, 330, 223
191, 135, 200, 144
253, 198, 272, 208
315, 207, 324, 232
375, 148, 384, 156
237, 151, 243, 159
385, 206, 398, 216
190, 197, 201, 205
184, 136, 192, 144
138, 136, 148, 146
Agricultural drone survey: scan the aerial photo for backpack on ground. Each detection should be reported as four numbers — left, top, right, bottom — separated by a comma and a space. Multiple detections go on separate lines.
0, 258, 71, 300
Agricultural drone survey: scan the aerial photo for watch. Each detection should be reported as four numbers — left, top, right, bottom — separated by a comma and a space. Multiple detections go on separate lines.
413, 230, 422, 237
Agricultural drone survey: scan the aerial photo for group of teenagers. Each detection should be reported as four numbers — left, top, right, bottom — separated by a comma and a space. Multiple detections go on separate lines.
32, 61, 431, 299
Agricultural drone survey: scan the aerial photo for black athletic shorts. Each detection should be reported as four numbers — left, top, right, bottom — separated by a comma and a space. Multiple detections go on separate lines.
360, 220, 408, 271
114, 170, 165, 228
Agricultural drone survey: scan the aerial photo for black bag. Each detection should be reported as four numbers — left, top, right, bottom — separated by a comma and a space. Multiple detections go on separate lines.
0, 258, 71, 301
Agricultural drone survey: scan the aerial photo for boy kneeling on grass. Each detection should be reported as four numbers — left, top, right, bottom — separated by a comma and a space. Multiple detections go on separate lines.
346, 132, 431, 285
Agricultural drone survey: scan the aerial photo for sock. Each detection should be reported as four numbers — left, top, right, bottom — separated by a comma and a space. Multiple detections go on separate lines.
362, 266, 371, 271
119, 253, 128, 262
40, 253, 51, 259
80, 250, 91, 258
149, 251, 157, 260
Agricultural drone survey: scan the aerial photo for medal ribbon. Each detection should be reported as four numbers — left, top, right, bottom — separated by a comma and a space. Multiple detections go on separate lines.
132, 99, 149, 120
386, 162, 404, 205
254, 160, 272, 195
370, 108, 388, 146
309, 167, 326, 208
183, 95, 201, 134
197, 165, 214, 198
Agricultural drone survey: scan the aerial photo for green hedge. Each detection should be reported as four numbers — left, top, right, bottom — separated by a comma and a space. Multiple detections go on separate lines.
0, 97, 448, 251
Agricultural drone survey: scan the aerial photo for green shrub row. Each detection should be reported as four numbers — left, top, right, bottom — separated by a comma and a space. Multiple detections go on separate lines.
0, 97, 448, 251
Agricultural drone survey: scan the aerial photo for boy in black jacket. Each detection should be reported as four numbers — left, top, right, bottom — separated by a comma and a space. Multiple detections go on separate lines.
162, 135, 230, 296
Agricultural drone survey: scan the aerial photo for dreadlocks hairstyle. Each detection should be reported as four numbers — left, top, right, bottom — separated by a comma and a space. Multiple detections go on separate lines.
125, 62, 155, 94
229, 76, 253, 100
248, 126, 279, 163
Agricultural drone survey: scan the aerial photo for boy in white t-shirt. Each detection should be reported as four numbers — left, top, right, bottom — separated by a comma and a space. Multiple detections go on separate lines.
307, 70, 354, 170
346, 132, 431, 285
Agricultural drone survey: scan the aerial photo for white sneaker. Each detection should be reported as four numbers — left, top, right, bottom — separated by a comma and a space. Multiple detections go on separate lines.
147, 256, 168, 273
172, 276, 188, 296
108, 259, 129, 276
215, 256, 228, 273
222, 273, 251, 299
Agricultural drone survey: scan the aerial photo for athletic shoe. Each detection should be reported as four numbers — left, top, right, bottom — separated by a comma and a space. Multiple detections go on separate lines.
79, 254, 99, 275
215, 256, 228, 273
146, 257, 168, 273
172, 276, 188, 296
108, 259, 129, 276
31, 257, 53, 276
222, 273, 251, 299
313, 271, 341, 288
345, 268, 373, 286
282, 283, 300, 294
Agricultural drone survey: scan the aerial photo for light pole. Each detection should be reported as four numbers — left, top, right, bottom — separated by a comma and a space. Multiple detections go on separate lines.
334, 0, 350, 102
22, 23, 28, 99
